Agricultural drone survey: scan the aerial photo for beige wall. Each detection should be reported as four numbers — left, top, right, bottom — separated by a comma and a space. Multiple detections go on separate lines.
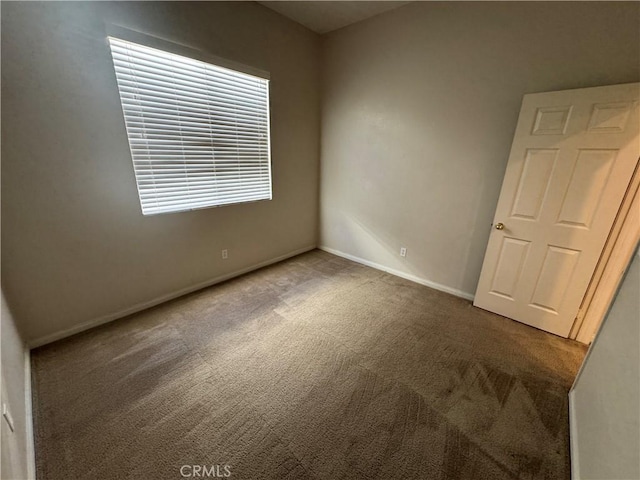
320, 1, 640, 297
1, 2, 321, 344
1, 291, 31, 480
570, 248, 640, 479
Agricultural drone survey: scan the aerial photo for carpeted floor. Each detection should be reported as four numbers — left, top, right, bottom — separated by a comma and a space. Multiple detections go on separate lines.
31, 250, 587, 480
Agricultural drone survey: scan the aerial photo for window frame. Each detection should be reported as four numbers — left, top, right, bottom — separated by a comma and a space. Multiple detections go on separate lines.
106, 25, 273, 216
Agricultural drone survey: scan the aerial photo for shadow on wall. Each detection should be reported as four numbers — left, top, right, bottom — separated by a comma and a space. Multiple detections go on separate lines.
322, 162, 506, 299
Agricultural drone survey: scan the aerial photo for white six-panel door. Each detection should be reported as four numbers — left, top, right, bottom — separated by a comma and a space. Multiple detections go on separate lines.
474, 83, 640, 337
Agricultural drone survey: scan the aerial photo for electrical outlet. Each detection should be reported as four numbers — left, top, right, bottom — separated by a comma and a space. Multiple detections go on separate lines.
3, 403, 15, 433
400, 247, 407, 257
221, 249, 228, 260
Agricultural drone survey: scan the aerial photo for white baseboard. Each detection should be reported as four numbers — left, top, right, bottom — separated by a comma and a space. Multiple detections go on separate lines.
318, 245, 475, 301
568, 389, 580, 480
24, 348, 36, 479
28, 245, 316, 348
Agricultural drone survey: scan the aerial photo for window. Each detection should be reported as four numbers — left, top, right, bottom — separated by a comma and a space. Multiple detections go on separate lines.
108, 36, 271, 215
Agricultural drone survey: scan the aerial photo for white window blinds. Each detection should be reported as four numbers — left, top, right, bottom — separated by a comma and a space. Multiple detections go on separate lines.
108, 37, 272, 215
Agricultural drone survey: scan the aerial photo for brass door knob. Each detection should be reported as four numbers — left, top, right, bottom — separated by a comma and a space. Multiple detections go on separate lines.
495, 223, 505, 230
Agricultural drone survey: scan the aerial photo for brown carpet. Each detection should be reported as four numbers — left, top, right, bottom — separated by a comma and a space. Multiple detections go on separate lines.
31, 250, 586, 480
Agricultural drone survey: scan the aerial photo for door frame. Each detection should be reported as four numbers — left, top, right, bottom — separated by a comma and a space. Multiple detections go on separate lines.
570, 158, 640, 344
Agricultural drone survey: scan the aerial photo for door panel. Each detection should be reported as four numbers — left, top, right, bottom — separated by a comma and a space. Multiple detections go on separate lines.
557, 149, 616, 228
529, 246, 580, 314
532, 106, 572, 135
490, 237, 530, 299
511, 149, 558, 220
474, 83, 640, 337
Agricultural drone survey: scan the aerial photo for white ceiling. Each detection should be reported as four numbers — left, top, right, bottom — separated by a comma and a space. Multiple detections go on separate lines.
258, 1, 411, 34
